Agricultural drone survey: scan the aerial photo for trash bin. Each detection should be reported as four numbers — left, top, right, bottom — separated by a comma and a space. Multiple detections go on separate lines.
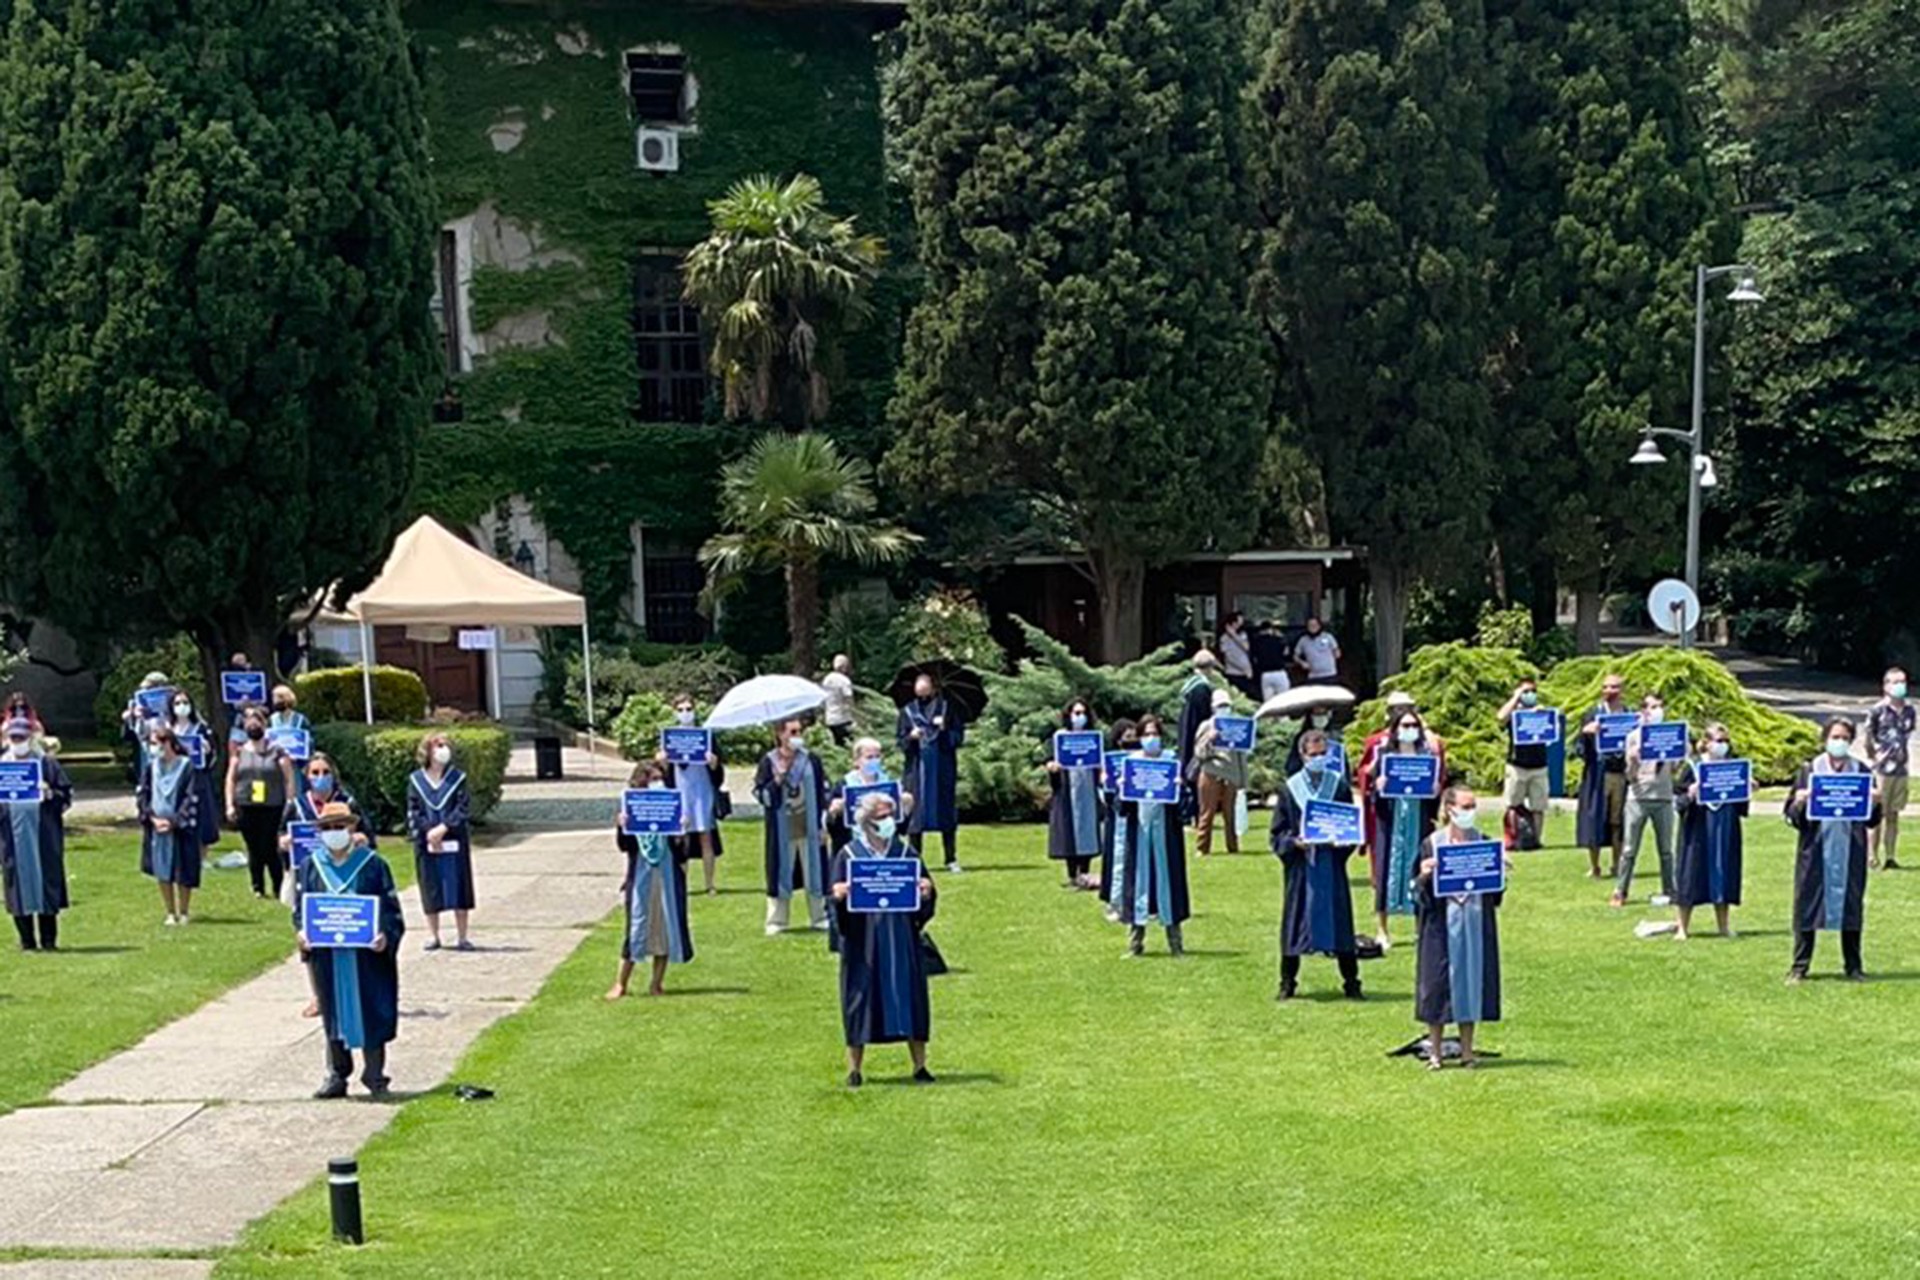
534, 736, 564, 781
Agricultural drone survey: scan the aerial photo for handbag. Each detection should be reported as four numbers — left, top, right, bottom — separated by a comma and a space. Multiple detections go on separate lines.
715, 789, 734, 821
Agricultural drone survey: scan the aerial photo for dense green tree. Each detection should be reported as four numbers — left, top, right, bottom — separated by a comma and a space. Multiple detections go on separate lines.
1484, 0, 1726, 652
885, 0, 1270, 662
1257, 0, 1499, 677
0, 0, 436, 710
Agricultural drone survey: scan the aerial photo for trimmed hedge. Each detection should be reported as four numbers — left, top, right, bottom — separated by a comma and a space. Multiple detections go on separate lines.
295, 666, 429, 724
311, 722, 511, 833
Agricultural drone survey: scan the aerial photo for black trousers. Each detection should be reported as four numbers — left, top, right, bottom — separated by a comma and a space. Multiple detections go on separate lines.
1792, 928, 1863, 976
326, 1039, 389, 1089
1281, 951, 1360, 989
12, 913, 57, 950
1065, 855, 1093, 881
910, 830, 958, 867
237, 806, 284, 897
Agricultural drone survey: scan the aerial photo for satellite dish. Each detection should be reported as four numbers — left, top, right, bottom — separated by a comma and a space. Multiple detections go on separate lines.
1647, 578, 1701, 637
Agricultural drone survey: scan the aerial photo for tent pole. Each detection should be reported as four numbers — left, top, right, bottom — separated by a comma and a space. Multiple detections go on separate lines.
489, 626, 504, 724
359, 622, 375, 725
582, 617, 597, 778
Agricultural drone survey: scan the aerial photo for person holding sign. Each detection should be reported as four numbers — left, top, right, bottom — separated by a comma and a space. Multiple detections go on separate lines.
1368, 710, 1441, 950
829, 792, 936, 1087
1116, 715, 1191, 957
225, 706, 297, 899
827, 737, 911, 852
1672, 724, 1747, 940
1282, 702, 1340, 776
1783, 719, 1881, 984
755, 716, 831, 935
1414, 787, 1504, 1070
1188, 689, 1249, 858
608, 761, 695, 999
1497, 679, 1552, 852
1269, 730, 1363, 1001
1612, 695, 1680, 908
1046, 700, 1104, 889
898, 673, 967, 873
282, 754, 376, 1019
1, 716, 73, 951
409, 733, 476, 952
138, 726, 204, 926
661, 695, 725, 895
166, 690, 222, 849
296, 803, 403, 1098
1576, 674, 1632, 880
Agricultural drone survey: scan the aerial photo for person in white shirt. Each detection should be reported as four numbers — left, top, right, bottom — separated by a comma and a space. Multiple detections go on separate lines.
822, 654, 857, 747
1293, 617, 1342, 683
1217, 612, 1257, 700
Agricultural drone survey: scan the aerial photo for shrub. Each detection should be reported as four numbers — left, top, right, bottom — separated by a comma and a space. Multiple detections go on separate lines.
294, 666, 429, 724
890, 588, 1007, 674
554, 642, 747, 730
93, 634, 207, 740
1474, 603, 1534, 651
1526, 626, 1578, 671
310, 721, 511, 833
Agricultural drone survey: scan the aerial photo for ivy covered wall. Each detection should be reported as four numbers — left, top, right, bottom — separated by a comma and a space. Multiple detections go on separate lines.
406, 0, 905, 627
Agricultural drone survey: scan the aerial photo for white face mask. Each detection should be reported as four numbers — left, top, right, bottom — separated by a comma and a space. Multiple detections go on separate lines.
1707, 741, 1730, 759
432, 745, 452, 766
646, 779, 667, 790
1397, 727, 1420, 745
1310, 712, 1330, 729
788, 735, 806, 751
320, 828, 352, 852
675, 709, 696, 725
1645, 707, 1665, 723
172, 702, 191, 718
873, 816, 897, 843
1451, 808, 1478, 830
6, 739, 30, 759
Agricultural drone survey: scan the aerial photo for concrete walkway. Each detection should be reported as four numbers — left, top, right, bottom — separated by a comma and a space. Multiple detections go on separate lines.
0, 825, 623, 1276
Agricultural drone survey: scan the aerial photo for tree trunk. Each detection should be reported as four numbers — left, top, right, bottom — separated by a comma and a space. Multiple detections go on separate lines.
1574, 583, 1603, 655
1091, 549, 1147, 664
196, 614, 279, 739
787, 556, 821, 678
1529, 556, 1558, 637
1370, 558, 1409, 680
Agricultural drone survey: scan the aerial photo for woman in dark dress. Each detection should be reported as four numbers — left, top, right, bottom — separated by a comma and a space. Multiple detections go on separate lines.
1, 715, 73, 951
165, 690, 222, 849
1784, 718, 1881, 984
1045, 699, 1102, 890
1115, 714, 1190, 958
138, 725, 205, 926
830, 792, 936, 1088
1673, 722, 1747, 940
407, 732, 475, 952
1414, 786, 1503, 1070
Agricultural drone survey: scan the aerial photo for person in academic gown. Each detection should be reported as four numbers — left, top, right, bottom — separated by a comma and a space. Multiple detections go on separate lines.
165, 690, 222, 847
1673, 723, 1746, 940
1575, 674, 1631, 879
1099, 719, 1139, 921
1414, 787, 1503, 1070
1283, 704, 1341, 777
296, 802, 405, 1098
897, 673, 967, 872
281, 752, 376, 1019
1369, 709, 1441, 950
662, 694, 725, 895
830, 792, 937, 1087
1, 716, 73, 951
1174, 651, 1218, 824
755, 716, 830, 934
1270, 729, 1362, 1000
408, 732, 476, 951
138, 725, 205, 926
1784, 719, 1882, 983
1115, 715, 1190, 957
607, 760, 694, 999
1046, 699, 1103, 889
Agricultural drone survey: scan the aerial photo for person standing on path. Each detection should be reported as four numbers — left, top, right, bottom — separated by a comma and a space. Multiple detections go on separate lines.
138, 725, 204, 927
1866, 668, 1913, 870
1576, 674, 1631, 879
226, 706, 297, 899
1612, 694, 1678, 908
408, 733, 476, 952
1784, 719, 1880, 984
822, 654, 858, 747
297, 802, 404, 1099
1, 715, 73, 951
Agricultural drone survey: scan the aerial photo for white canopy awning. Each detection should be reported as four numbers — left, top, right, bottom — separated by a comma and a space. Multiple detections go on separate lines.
343, 516, 586, 627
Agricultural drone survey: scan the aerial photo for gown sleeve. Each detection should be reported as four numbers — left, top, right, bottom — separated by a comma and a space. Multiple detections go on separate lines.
753, 754, 778, 810
44, 757, 73, 815
1270, 791, 1302, 863
136, 762, 155, 827
375, 858, 407, 944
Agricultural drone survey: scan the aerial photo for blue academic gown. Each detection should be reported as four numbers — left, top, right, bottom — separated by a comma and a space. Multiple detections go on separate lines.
1369, 750, 1439, 917
1785, 759, 1879, 933
169, 715, 222, 845
664, 757, 726, 839
754, 748, 829, 900
297, 849, 405, 1051
1575, 706, 1626, 848
830, 840, 936, 1046
138, 756, 205, 888
1271, 769, 1358, 956
897, 698, 965, 836
1674, 759, 1746, 908
1047, 743, 1103, 862
1414, 841, 1503, 1027
407, 768, 475, 915
618, 828, 694, 964
0, 754, 73, 917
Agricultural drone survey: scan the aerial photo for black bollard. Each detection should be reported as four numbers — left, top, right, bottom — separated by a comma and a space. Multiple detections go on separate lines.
328, 1156, 364, 1244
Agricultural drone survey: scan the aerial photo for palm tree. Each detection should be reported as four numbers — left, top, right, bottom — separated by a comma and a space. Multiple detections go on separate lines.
699, 433, 920, 675
681, 173, 884, 426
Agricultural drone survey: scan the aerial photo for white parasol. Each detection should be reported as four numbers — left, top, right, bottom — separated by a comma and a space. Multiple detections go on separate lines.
704, 674, 828, 730
1256, 683, 1357, 720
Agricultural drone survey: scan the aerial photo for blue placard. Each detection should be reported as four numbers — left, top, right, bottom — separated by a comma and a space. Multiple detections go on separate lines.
1596, 713, 1639, 756
1637, 721, 1690, 763
221, 671, 268, 707
1809, 773, 1872, 822
267, 727, 311, 762
301, 893, 378, 948
135, 687, 173, 720
1053, 730, 1105, 770
1434, 838, 1505, 896
846, 856, 922, 913
0, 759, 43, 803
287, 821, 324, 872
1696, 759, 1752, 806
1102, 750, 1128, 793
1323, 740, 1347, 775
1378, 753, 1440, 800
176, 732, 209, 770
1213, 715, 1256, 752
1118, 755, 1181, 805
1301, 798, 1362, 845
660, 726, 711, 765
842, 780, 903, 818
621, 787, 685, 835
1511, 708, 1561, 747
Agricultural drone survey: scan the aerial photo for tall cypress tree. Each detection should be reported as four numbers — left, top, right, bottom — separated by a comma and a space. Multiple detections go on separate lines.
1257, 0, 1499, 677
886, 0, 1270, 662
0, 0, 436, 696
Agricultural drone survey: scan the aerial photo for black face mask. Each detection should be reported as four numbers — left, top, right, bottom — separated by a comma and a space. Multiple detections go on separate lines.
246, 725, 266, 741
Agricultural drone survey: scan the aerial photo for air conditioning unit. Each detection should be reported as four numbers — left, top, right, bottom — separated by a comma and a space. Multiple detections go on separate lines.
636, 127, 679, 173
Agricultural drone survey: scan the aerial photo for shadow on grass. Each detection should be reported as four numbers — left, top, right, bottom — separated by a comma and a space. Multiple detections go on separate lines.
1294, 988, 1404, 1003
179, 915, 257, 926
1166, 948, 1246, 959
45, 945, 139, 955
1470, 1057, 1572, 1071
660, 985, 752, 997
870, 1071, 1003, 1088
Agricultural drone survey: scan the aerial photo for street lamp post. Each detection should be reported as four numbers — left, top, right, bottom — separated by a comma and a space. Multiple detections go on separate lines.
1630, 263, 1762, 648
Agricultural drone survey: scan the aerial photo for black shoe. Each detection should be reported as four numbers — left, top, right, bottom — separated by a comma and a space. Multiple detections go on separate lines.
846, 1071, 863, 1089
1167, 926, 1185, 958
1125, 926, 1145, 958
912, 1067, 936, 1084
365, 1079, 392, 1099
1275, 983, 1297, 1002
1884, 859, 1902, 870
313, 1076, 349, 1100
1845, 970, 1869, 983
1343, 983, 1365, 1001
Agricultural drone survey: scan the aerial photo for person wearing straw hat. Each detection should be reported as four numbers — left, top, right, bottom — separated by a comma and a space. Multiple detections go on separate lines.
296, 801, 405, 1098
1, 715, 73, 951
830, 791, 936, 1088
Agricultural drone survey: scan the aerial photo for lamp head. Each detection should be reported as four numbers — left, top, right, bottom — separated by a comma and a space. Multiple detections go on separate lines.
1728, 272, 1764, 304
1629, 436, 1667, 466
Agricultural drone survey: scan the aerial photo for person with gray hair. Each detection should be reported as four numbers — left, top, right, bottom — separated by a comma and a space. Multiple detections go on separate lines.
822, 654, 857, 747
829, 792, 937, 1088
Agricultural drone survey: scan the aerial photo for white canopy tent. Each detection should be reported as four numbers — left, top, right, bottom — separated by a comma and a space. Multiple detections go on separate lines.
335, 517, 597, 761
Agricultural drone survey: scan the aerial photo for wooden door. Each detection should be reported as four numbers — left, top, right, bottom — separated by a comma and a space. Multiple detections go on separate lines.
372, 627, 489, 714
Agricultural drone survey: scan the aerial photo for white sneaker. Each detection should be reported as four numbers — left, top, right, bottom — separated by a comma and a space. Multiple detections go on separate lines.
163, 914, 177, 927
946, 863, 965, 874
1650, 894, 1672, 907
764, 924, 783, 937
1103, 907, 1121, 924
1375, 933, 1392, 952
177, 914, 189, 927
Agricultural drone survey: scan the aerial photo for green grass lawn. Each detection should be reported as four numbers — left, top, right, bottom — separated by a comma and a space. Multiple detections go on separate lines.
215, 812, 1920, 1278
2, 823, 411, 1115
